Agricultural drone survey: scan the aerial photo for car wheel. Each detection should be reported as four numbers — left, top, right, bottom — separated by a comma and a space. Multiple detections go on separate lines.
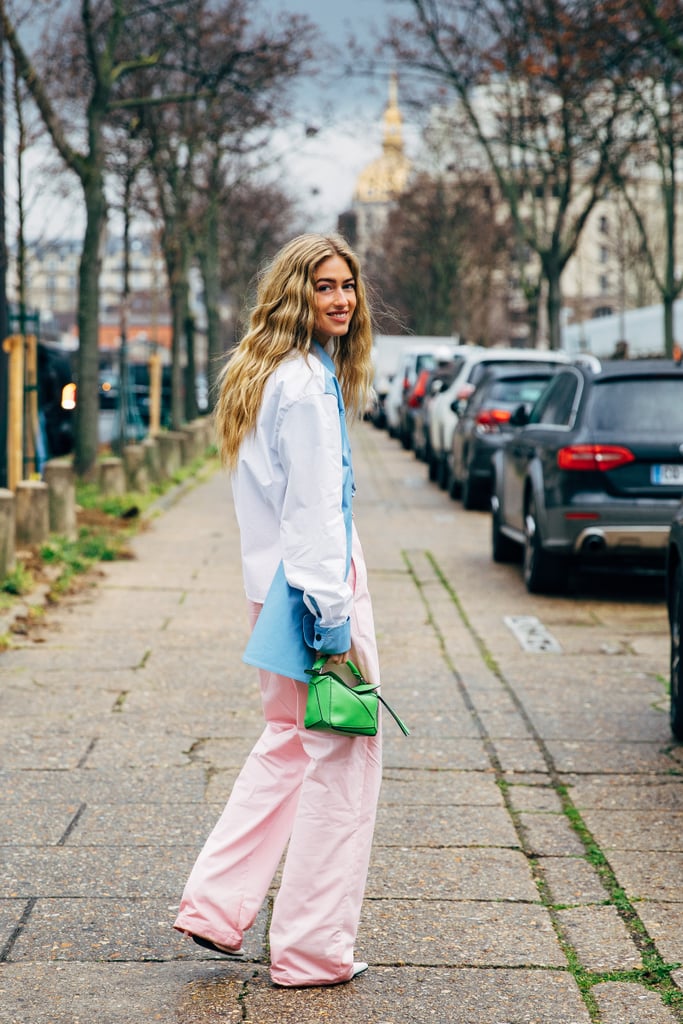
671, 564, 683, 741
492, 499, 519, 563
448, 466, 462, 500
523, 496, 567, 594
428, 448, 439, 482
462, 471, 485, 511
436, 454, 449, 490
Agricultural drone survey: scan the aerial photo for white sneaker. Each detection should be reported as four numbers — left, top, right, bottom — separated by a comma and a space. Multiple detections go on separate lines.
352, 961, 369, 978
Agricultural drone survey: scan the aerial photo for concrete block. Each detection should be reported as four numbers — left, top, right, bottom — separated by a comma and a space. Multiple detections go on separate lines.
142, 438, 161, 485
98, 458, 126, 497
123, 445, 149, 493
15, 480, 49, 546
157, 432, 184, 478
0, 488, 16, 577
43, 460, 76, 540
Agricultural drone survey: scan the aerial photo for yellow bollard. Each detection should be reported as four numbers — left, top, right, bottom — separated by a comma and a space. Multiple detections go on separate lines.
148, 351, 161, 436
3, 335, 24, 491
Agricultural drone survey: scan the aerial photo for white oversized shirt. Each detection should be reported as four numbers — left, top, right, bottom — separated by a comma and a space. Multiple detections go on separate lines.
231, 346, 353, 646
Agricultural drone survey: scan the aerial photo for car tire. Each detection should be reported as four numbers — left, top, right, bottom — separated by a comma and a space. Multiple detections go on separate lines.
462, 471, 485, 511
436, 454, 449, 490
523, 496, 567, 594
492, 500, 519, 563
671, 564, 683, 741
428, 448, 439, 482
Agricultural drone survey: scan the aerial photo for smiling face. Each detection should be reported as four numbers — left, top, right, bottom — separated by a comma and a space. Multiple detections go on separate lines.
312, 255, 357, 344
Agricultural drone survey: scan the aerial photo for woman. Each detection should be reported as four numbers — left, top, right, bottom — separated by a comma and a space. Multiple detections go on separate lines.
173, 233, 383, 988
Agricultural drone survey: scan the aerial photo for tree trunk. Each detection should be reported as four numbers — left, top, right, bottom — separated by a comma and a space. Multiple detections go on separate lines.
546, 264, 563, 351
184, 313, 198, 422
200, 201, 222, 411
664, 294, 675, 358
75, 165, 106, 477
169, 268, 187, 431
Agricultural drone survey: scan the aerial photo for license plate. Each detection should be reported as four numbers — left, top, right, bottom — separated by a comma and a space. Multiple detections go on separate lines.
651, 464, 683, 484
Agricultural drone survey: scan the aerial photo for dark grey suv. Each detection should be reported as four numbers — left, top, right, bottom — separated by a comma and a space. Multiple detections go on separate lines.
491, 359, 683, 593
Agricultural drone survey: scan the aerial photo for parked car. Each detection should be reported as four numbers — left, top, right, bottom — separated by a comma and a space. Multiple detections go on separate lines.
414, 360, 464, 465
450, 366, 558, 509
385, 343, 462, 440
428, 347, 569, 490
667, 501, 683, 739
491, 359, 683, 594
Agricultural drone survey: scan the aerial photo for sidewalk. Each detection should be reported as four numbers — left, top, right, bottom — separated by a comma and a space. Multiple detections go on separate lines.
0, 422, 680, 1023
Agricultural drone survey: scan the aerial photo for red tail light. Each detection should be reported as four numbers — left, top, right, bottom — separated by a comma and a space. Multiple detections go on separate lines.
475, 408, 512, 432
557, 444, 635, 471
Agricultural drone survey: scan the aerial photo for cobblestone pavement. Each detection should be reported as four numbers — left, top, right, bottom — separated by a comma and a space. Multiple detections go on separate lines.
1, 421, 682, 1023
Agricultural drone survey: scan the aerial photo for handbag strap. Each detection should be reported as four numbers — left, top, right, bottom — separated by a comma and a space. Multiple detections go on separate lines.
308, 658, 410, 736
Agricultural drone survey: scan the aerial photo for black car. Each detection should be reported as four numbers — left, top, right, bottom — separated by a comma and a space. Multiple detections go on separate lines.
491, 359, 683, 593
449, 367, 557, 510
667, 501, 683, 739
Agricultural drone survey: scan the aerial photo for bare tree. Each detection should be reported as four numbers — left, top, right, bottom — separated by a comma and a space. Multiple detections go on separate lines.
389, 0, 631, 349
126, 0, 313, 424
600, 1, 683, 356
1, 0, 192, 475
369, 171, 511, 340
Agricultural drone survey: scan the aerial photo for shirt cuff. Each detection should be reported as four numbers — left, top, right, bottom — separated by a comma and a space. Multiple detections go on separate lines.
304, 614, 351, 654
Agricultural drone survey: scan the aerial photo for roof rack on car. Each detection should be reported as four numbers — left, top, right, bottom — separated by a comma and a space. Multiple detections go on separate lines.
573, 353, 601, 372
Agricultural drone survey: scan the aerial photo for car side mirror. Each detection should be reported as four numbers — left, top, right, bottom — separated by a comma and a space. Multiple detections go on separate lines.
430, 379, 444, 395
509, 404, 529, 427
450, 398, 467, 415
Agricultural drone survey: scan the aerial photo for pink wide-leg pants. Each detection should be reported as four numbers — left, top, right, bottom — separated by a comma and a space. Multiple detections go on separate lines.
173, 526, 383, 987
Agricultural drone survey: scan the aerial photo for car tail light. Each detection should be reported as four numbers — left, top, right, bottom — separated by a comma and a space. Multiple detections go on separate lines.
61, 382, 77, 410
475, 408, 512, 433
408, 370, 430, 408
557, 444, 635, 471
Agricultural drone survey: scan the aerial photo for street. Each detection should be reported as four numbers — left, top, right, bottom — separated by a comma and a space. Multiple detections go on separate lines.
1, 420, 682, 1024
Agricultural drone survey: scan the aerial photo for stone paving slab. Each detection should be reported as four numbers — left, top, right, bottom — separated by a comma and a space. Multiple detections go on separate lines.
567, 776, 683, 810
1, 846, 195, 899
378, 768, 502, 806
0, 962, 594, 1024
580, 810, 683, 852
507, 784, 564, 813
518, 812, 586, 857
5, 898, 268, 963
540, 856, 610, 906
358, 898, 566, 967
606, 851, 683, 902
60, 803, 221, 847
0, 801, 82, 846
366, 848, 538, 902
549, 740, 680, 775
593, 981, 681, 1024
381, 735, 490, 771
636, 901, 683, 963
0, 766, 209, 805
489, 738, 549, 774
374, 802, 519, 848
0, 734, 97, 771
555, 905, 642, 971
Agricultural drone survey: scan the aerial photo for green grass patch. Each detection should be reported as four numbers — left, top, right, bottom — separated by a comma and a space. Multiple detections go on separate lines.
1, 562, 34, 596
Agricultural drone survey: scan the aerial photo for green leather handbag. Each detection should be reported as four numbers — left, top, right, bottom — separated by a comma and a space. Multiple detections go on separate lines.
304, 657, 410, 737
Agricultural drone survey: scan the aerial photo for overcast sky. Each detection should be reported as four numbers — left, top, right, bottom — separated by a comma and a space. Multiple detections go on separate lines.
263, 0, 414, 232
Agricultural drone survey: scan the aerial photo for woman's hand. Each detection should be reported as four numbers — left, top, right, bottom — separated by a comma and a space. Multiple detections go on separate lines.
325, 650, 350, 665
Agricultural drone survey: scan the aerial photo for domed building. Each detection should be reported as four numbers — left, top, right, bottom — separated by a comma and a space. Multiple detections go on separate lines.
339, 73, 411, 265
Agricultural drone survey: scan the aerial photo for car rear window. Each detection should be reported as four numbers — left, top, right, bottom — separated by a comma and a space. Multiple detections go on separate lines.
488, 377, 551, 405
588, 377, 683, 433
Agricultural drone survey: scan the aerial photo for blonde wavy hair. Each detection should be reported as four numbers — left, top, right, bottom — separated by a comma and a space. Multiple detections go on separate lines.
215, 233, 374, 468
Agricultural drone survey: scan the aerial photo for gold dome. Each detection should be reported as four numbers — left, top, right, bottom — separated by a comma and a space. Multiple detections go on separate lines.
354, 73, 411, 204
